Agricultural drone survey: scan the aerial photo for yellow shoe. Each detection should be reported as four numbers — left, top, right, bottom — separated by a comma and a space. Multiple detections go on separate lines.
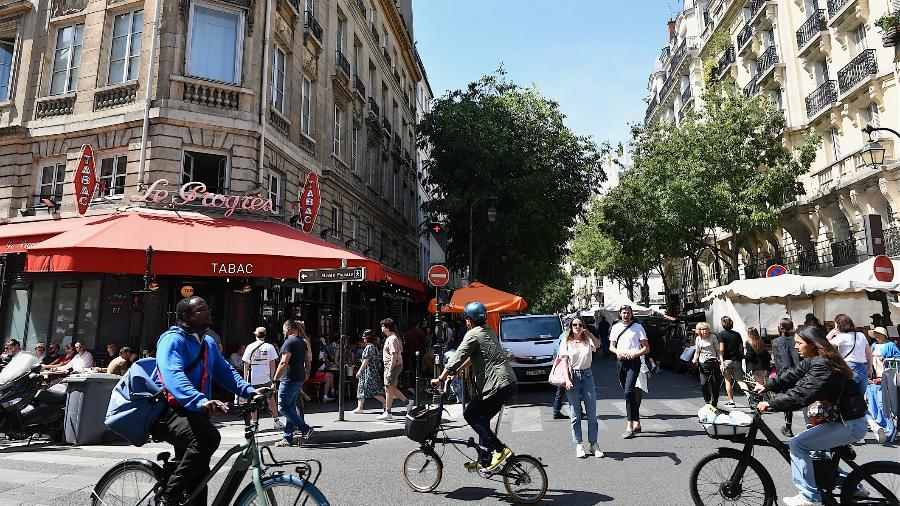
464, 460, 480, 470
485, 447, 512, 472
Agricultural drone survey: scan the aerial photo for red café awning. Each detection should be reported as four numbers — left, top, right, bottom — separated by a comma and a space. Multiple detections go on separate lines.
24, 211, 425, 293
0, 215, 101, 253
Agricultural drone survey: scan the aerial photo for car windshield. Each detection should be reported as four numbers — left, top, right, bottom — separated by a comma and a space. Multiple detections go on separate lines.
500, 317, 561, 342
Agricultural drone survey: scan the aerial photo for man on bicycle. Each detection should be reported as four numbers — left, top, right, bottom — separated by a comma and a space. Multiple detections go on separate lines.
431, 301, 517, 472
152, 296, 267, 506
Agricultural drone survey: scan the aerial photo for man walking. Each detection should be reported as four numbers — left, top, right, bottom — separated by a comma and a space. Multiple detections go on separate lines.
243, 327, 283, 430
609, 305, 649, 439
378, 318, 414, 420
718, 316, 745, 407
272, 320, 313, 447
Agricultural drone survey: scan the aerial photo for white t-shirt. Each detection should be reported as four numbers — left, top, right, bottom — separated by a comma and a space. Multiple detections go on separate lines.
832, 331, 867, 364
65, 351, 93, 372
242, 341, 278, 385
610, 321, 648, 354
560, 337, 595, 370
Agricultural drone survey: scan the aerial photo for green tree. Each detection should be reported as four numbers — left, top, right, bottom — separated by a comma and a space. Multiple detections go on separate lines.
529, 266, 574, 314
417, 70, 605, 304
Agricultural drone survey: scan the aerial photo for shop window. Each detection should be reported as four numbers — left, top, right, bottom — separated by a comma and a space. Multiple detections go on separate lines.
52, 283, 77, 345
98, 154, 127, 197
0, 35, 15, 102
108, 10, 143, 85
28, 281, 53, 347
267, 171, 281, 213
50, 23, 84, 95
182, 150, 228, 194
77, 280, 100, 349
2, 287, 28, 344
187, 3, 243, 84
36, 162, 66, 205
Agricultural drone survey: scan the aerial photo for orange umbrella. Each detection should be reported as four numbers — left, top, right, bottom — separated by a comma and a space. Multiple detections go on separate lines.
428, 281, 528, 334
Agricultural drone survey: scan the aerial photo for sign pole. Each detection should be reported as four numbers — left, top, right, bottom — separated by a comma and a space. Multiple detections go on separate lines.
338, 259, 347, 422
433, 285, 442, 405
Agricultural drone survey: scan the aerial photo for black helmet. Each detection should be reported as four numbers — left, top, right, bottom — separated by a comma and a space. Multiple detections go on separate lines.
463, 302, 487, 325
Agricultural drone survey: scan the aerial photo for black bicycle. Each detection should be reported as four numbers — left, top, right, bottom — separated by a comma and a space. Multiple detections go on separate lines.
689, 380, 900, 505
401, 380, 548, 504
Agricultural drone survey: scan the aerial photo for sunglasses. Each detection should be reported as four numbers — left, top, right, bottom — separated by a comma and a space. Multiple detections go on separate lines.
571, 323, 583, 328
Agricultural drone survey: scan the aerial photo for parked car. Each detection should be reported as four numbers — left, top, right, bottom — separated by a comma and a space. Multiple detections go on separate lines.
498, 314, 563, 384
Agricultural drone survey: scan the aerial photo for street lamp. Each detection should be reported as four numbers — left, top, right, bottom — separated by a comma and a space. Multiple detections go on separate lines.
469, 195, 498, 282
860, 124, 900, 167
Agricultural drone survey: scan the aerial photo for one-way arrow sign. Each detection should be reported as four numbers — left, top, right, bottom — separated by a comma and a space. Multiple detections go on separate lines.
298, 267, 366, 283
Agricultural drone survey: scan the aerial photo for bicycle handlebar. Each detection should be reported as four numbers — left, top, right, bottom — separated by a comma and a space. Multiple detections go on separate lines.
227, 394, 267, 418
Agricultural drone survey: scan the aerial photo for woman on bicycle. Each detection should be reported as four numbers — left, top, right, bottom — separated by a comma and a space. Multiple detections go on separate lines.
559, 317, 602, 458
754, 325, 867, 506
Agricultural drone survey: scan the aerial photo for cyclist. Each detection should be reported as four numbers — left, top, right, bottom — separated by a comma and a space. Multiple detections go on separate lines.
431, 301, 517, 472
753, 324, 867, 506
152, 296, 267, 506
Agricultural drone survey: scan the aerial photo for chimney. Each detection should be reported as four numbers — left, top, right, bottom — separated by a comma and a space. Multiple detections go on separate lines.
667, 19, 676, 40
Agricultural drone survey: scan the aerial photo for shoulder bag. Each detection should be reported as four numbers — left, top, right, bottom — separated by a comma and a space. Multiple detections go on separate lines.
549, 340, 573, 390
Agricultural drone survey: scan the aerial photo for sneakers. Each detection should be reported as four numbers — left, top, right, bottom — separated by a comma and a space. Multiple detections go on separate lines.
589, 443, 604, 458
406, 399, 415, 411
299, 426, 314, 442
853, 486, 870, 499
275, 438, 293, 447
575, 443, 587, 458
872, 424, 888, 444
723, 400, 736, 407
322, 395, 334, 402
485, 447, 512, 471
782, 493, 822, 506
273, 418, 285, 431
781, 426, 794, 438
552, 412, 567, 420
376, 411, 392, 420
350, 407, 364, 414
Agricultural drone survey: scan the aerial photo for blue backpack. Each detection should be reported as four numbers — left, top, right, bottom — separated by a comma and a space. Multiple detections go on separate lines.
105, 344, 205, 446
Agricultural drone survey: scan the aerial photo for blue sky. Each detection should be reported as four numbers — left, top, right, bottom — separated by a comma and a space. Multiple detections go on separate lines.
413, 0, 674, 149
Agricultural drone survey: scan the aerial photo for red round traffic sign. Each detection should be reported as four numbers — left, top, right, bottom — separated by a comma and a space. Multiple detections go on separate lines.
873, 255, 894, 282
766, 264, 787, 277
427, 264, 450, 287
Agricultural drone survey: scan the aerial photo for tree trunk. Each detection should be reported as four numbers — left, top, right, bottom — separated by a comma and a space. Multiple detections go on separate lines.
641, 272, 650, 305
626, 278, 636, 301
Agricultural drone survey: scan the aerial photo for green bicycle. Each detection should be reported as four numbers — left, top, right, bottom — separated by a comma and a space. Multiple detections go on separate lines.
90, 395, 329, 505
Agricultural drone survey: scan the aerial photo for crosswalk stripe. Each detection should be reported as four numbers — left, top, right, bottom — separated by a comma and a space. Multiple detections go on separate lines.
0, 452, 120, 467
510, 406, 542, 432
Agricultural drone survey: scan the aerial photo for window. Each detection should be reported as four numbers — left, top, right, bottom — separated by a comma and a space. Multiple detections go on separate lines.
182, 150, 227, 194
368, 62, 376, 95
333, 104, 343, 157
98, 155, 127, 197
271, 45, 286, 113
367, 147, 376, 186
301, 76, 312, 136
188, 4, 242, 84
380, 156, 387, 195
364, 223, 371, 248
331, 205, 342, 238
336, 14, 346, 55
50, 24, 84, 95
353, 42, 360, 78
350, 214, 358, 241
36, 163, 66, 204
830, 127, 841, 161
351, 126, 359, 171
108, 10, 143, 84
0, 36, 15, 102
866, 102, 881, 140
851, 24, 868, 54
305, 0, 315, 15
267, 171, 281, 213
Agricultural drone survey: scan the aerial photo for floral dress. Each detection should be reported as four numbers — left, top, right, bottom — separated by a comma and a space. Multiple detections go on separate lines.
357, 344, 384, 399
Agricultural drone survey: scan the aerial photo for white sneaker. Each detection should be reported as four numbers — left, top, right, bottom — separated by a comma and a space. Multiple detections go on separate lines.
350, 407, 364, 414
273, 419, 285, 430
406, 399, 415, 411
376, 411, 392, 420
782, 493, 822, 506
575, 443, 586, 458
589, 443, 604, 458
873, 425, 888, 444
323, 395, 334, 402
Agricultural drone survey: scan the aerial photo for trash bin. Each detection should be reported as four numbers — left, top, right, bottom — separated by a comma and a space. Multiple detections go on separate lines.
61, 373, 121, 445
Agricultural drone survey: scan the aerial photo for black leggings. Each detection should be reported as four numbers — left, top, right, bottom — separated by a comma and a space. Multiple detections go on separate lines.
464, 383, 517, 462
698, 360, 722, 407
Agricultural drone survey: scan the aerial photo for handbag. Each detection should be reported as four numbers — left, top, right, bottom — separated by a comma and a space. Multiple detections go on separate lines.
549, 339, 573, 389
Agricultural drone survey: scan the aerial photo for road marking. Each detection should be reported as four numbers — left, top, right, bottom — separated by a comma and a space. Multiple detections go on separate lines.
0, 452, 120, 467
510, 406, 542, 432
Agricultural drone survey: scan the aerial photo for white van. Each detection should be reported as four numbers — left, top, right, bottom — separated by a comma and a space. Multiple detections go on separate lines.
498, 314, 563, 384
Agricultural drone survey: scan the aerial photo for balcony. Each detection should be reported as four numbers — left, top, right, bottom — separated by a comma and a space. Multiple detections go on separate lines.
355, 0, 366, 19
660, 78, 676, 102
403, 149, 412, 167
680, 86, 692, 106
645, 94, 659, 122
381, 116, 391, 134
353, 75, 366, 100
796, 9, 827, 53
93, 81, 138, 111
805, 80, 837, 119
370, 22, 379, 47
368, 97, 379, 118
743, 78, 759, 97
830, 238, 858, 268
304, 10, 323, 46
393, 70, 400, 86
179, 78, 242, 111
755, 45, 779, 81
35, 93, 75, 118
826, 0, 861, 30
737, 24, 753, 54
797, 248, 820, 274
383, 47, 392, 68
713, 46, 735, 81
335, 50, 350, 78
837, 49, 876, 95
668, 41, 687, 76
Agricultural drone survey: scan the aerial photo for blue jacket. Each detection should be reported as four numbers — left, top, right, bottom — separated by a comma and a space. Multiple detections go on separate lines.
156, 326, 254, 413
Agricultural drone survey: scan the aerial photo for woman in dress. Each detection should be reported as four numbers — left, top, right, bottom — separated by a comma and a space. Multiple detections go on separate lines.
351, 330, 386, 414
691, 322, 721, 407
744, 327, 771, 384
559, 317, 603, 458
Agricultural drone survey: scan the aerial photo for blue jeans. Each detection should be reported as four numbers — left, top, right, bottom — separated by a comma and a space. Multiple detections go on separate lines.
849, 362, 868, 395
789, 417, 867, 501
552, 386, 566, 415
565, 370, 598, 444
278, 380, 311, 442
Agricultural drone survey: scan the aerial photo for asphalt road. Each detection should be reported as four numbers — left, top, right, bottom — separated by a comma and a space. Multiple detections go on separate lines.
0, 356, 896, 505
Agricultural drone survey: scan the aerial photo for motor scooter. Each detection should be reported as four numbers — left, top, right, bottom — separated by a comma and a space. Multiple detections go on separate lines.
0, 352, 65, 441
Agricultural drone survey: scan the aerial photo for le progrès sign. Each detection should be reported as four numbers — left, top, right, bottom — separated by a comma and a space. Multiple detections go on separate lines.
130, 179, 276, 217
74, 144, 97, 215
297, 172, 320, 233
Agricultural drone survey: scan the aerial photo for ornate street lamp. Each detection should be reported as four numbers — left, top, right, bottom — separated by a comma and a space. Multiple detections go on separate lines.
860, 124, 900, 168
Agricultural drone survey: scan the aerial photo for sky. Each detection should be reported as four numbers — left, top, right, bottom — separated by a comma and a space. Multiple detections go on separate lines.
413, 0, 676, 152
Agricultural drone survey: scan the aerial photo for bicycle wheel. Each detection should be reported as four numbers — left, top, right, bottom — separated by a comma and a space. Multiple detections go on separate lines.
689, 452, 776, 506
234, 474, 329, 506
91, 459, 161, 506
502, 455, 547, 504
839, 461, 900, 505
402, 448, 443, 492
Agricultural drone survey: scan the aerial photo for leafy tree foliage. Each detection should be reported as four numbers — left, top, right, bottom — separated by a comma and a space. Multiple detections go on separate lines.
529, 266, 574, 314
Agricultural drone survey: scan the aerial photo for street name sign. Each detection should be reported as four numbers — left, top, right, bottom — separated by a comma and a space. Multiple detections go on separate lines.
873, 255, 894, 282
298, 267, 366, 283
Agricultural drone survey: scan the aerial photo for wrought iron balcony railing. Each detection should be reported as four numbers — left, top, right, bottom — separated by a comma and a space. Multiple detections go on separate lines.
748, 0, 766, 18
354, 75, 365, 97
355, 0, 366, 19
796, 9, 827, 50
714, 46, 735, 80
805, 80, 836, 118
826, 0, 851, 17
669, 41, 686, 75
743, 78, 759, 97
381, 116, 391, 133
680, 86, 692, 104
756, 45, 779, 76
368, 97, 379, 117
797, 249, 820, 274
830, 238, 857, 268
837, 49, 876, 94
383, 47, 392, 67
335, 50, 350, 77
885, 226, 900, 257
304, 10, 323, 42
370, 22, 379, 46
737, 23, 753, 51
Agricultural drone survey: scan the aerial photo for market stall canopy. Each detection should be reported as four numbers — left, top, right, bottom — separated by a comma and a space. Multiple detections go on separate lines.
427, 281, 528, 334
23, 210, 424, 293
831, 256, 900, 283
701, 273, 898, 303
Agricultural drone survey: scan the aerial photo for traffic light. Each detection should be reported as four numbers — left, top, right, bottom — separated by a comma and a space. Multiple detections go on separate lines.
428, 221, 447, 264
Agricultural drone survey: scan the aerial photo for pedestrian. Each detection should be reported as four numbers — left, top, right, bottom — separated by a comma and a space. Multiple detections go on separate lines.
828, 314, 873, 395
559, 317, 602, 458
609, 305, 649, 439
597, 315, 611, 358
272, 319, 314, 447
772, 318, 802, 437
717, 316, 745, 407
804, 313, 822, 328
744, 327, 771, 385
351, 329, 386, 414
243, 327, 283, 430
552, 327, 569, 420
229, 343, 245, 371
378, 317, 413, 420
692, 322, 721, 408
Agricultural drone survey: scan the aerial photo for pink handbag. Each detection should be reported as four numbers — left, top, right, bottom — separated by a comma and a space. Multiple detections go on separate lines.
549, 354, 573, 390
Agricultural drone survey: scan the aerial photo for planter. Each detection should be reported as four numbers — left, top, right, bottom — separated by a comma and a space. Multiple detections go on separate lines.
882, 25, 900, 47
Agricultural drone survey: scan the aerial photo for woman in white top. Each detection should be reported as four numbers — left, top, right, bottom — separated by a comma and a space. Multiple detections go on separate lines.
828, 314, 873, 395
559, 317, 602, 459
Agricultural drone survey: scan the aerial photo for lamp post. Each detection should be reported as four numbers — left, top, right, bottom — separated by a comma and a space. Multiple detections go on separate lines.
860, 124, 900, 167
468, 195, 497, 282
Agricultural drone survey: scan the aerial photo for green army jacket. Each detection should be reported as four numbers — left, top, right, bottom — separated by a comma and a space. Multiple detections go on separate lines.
445, 325, 516, 399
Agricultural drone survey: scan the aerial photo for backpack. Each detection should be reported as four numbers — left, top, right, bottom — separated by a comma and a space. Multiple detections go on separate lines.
104, 343, 205, 446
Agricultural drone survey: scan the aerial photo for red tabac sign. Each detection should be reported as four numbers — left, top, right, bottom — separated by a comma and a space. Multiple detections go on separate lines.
74, 144, 97, 215
298, 172, 320, 233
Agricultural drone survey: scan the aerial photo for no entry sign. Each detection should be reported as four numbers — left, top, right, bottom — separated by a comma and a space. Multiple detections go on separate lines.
427, 264, 450, 287
873, 255, 894, 282
766, 264, 787, 277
